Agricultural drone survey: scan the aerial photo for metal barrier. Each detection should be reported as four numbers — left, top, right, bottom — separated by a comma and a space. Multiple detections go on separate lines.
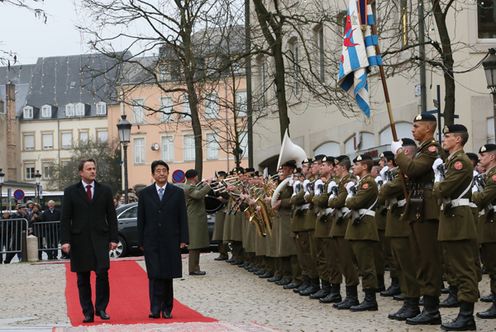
31, 221, 61, 260
0, 218, 29, 263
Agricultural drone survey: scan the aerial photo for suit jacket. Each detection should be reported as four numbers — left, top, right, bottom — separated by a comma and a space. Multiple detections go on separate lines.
42, 208, 61, 222
138, 183, 188, 279
60, 181, 118, 272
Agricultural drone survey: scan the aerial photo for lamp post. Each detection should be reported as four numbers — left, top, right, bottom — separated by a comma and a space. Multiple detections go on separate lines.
0, 168, 5, 213
34, 170, 42, 204
482, 48, 496, 142
117, 114, 132, 204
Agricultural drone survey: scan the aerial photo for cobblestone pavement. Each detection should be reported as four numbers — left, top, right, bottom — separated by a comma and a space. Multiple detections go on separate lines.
0, 253, 494, 331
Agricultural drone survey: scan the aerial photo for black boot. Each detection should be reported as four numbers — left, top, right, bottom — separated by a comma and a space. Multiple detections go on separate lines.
441, 301, 476, 331
259, 271, 273, 279
476, 299, 496, 319
275, 276, 292, 286
393, 293, 405, 301
440, 286, 460, 308
334, 285, 359, 310
376, 274, 386, 293
320, 284, 342, 303
350, 288, 378, 311
310, 280, 330, 299
406, 295, 441, 325
388, 297, 421, 321
267, 274, 282, 283
299, 278, 320, 296
480, 293, 494, 302
380, 277, 401, 297
284, 280, 302, 290
254, 268, 265, 276
293, 276, 310, 293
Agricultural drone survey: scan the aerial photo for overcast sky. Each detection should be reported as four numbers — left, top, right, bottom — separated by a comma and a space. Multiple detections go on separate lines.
0, 1, 91, 64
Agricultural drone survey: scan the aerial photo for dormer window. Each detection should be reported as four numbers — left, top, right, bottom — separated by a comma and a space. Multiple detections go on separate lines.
41, 105, 52, 118
96, 102, 107, 116
65, 103, 74, 117
75, 103, 85, 117
23, 106, 34, 119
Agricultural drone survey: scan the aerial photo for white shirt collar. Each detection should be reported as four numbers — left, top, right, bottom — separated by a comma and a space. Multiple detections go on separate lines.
155, 183, 167, 192
82, 180, 95, 188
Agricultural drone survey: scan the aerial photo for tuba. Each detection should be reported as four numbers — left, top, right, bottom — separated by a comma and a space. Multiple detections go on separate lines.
276, 129, 308, 169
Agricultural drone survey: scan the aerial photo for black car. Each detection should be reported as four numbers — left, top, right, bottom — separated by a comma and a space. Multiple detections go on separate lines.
110, 202, 216, 258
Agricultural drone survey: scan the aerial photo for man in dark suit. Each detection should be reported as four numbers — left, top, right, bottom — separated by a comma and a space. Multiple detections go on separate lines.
60, 159, 118, 323
138, 160, 189, 319
42, 200, 61, 259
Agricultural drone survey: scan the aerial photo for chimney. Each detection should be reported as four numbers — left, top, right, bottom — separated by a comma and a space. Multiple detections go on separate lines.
6, 82, 19, 181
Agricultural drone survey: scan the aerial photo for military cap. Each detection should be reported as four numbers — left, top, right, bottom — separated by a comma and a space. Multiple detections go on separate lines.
185, 169, 198, 179
302, 158, 313, 165
380, 151, 394, 161
217, 171, 227, 177
293, 167, 302, 174
401, 138, 417, 147
232, 167, 245, 174
353, 154, 373, 163
313, 154, 326, 162
466, 152, 479, 164
335, 155, 350, 165
322, 156, 335, 164
442, 124, 468, 134
244, 167, 255, 173
281, 160, 297, 168
479, 144, 496, 153
414, 112, 437, 122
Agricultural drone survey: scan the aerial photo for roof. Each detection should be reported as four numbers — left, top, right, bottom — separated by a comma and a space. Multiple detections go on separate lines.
0, 65, 35, 114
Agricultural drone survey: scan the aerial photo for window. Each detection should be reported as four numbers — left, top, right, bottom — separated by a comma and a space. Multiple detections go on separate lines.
314, 142, 340, 156
314, 25, 325, 82
344, 132, 375, 154
132, 99, 145, 124
61, 131, 73, 149
119, 205, 137, 219
183, 135, 195, 161
206, 133, 219, 160
181, 95, 190, 121
96, 129, 108, 143
79, 130, 89, 144
160, 97, 173, 122
288, 38, 300, 95
204, 93, 219, 119
379, 123, 413, 145
478, 0, 496, 39
161, 136, 175, 162
42, 161, 54, 179
235, 91, 247, 117
65, 103, 74, 117
75, 103, 86, 116
96, 102, 107, 116
23, 133, 35, 151
399, 0, 409, 47
487, 117, 495, 143
23, 106, 33, 119
134, 138, 145, 164
256, 56, 267, 107
25, 163, 35, 180
239, 131, 248, 159
41, 105, 52, 118
42, 132, 54, 150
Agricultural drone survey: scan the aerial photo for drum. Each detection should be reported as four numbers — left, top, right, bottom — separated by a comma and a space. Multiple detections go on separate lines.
205, 195, 224, 214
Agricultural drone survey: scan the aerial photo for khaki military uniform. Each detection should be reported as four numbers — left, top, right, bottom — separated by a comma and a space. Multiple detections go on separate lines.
380, 168, 420, 298
472, 166, 496, 297
395, 139, 443, 297
345, 174, 379, 290
374, 181, 387, 288
329, 173, 359, 286
433, 149, 480, 303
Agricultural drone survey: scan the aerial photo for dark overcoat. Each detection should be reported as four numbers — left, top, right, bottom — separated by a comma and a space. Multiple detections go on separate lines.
60, 181, 118, 273
137, 183, 189, 279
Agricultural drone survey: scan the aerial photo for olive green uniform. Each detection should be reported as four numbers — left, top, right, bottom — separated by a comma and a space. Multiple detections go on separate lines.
345, 174, 379, 290
395, 139, 443, 297
433, 149, 480, 303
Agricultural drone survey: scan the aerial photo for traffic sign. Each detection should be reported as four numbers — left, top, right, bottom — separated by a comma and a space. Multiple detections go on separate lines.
13, 189, 25, 201
172, 170, 185, 183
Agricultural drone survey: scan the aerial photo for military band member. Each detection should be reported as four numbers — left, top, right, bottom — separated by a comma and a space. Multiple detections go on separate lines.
391, 113, 445, 325
226, 167, 245, 266
372, 162, 386, 294
212, 171, 229, 261
432, 124, 480, 331
472, 144, 496, 320
344, 154, 380, 312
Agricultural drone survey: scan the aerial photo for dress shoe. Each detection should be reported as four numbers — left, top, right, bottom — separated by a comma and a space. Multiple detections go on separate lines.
149, 313, 161, 319
267, 275, 282, 283
275, 276, 292, 286
95, 310, 110, 320
162, 309, 173, 319
189, 271, 206, 276
283, 281, 302, 290
82, 315, 94, 323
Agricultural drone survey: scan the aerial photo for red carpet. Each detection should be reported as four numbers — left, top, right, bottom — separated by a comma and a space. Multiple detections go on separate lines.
65, 260, 217, 326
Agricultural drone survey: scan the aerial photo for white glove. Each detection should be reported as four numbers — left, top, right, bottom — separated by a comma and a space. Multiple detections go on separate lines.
375, 176, 384, 186
432, 158, 444, 183
327, 181, 337, 194
292, 180, 302, 196
379, 166, 389, 183
314, 179, 324, 196
345, 182, 355, 196
391, 140, 403, 154
471, 184, 479, 193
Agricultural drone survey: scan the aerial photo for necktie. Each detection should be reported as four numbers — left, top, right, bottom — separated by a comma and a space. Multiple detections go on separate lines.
86, 185, 92, 201
158, 188, 164, 200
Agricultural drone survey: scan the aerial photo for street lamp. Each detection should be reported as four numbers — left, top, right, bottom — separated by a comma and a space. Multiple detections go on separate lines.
0, 168, 5, 213
482, 48, 496, 142
34, 170, 42, 204
117, 114, 132, 204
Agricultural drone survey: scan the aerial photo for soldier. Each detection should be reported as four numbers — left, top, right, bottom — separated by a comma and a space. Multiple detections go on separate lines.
212, 171, 229, 261
381, 138, 421, 320
391, 113, 444, 325
226, 167, 245, 266
471, 144, 496, 320
330, 156, 358, 309
432, 124, 480, 331
344, 154, 380, 311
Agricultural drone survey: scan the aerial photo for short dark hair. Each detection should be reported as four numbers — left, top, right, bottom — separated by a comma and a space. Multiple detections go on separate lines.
185, 169, 198, 179
78, 158, 96, 172
151, 160, 169, 173
454, 132, 469, 146
338, 158, 351, 171
359, 159, 374, 172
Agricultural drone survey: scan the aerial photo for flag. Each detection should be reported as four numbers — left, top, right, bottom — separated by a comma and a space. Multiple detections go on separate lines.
338, 0, 382, 117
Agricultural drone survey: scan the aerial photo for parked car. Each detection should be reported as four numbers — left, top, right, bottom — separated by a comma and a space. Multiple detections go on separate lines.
110, 202, 216, 258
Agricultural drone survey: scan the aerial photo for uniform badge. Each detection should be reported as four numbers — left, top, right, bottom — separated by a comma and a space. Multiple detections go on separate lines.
428, 146, 437, 153
454, 161, 463, 170
362, 183, 369, 189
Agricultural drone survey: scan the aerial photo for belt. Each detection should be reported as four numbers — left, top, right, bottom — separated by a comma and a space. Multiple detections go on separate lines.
449, 198, 471, 207
325, 208, 334, 215
358, 209, 376, 217
298, 203, 311, 210
397, 199, 407, 207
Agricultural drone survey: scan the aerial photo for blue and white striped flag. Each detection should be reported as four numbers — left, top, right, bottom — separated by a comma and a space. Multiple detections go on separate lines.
338, 0, 382, 118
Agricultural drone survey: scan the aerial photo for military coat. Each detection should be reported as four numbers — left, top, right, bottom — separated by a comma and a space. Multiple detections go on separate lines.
181, 182, 211, 249
471, 166, 496, 244
329, 173, 355, 237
